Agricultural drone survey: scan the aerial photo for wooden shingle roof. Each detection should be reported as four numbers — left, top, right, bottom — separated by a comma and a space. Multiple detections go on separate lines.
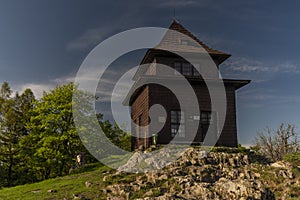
132, 20, 231, 80
168, 19, 230, 56
139, 20, 231, 66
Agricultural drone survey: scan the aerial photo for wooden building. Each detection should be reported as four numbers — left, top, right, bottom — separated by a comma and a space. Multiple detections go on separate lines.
125, 20, 250, 150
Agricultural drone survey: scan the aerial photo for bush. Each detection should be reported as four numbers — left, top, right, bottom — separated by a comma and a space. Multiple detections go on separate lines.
211, 145, 249, 154
284, 152, 300, 175
255, 123, 300, 161
237, 144, 248, 154
283, 153, 300, 167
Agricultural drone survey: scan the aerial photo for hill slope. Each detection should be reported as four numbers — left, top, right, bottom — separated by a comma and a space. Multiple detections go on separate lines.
0, 147, 299, 200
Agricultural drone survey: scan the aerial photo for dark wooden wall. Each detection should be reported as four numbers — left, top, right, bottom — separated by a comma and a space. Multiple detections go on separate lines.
130, 55, 239, 150
131, 86, 150, 150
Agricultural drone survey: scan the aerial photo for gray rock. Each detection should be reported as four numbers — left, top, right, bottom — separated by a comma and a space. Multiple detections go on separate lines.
107, 147, 278, 200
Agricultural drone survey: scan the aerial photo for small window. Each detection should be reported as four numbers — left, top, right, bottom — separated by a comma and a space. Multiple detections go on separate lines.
180, 39, 188, 45
201, 112, 212, 124
201, 111, 218, 141
174, 62, 182, 75
170, 110, 185, 137
182, 63, 192, 76
175, 62, 203, 77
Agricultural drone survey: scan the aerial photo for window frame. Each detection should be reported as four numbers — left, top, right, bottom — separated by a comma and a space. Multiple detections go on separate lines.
201, 111, 212, 125
170, 110, 185, 138
182, 63, 192, 76
200, 111, 219, 141
174, 62, 182, 75
174, 61, 201, 77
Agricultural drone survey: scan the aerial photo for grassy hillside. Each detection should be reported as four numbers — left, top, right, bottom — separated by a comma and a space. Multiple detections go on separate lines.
0, 148, 299, 200
0, 163, 114, 200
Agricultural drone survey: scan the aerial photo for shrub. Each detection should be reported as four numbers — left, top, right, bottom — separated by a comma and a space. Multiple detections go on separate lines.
255, 123, 300, 161
283, 153, 300, 167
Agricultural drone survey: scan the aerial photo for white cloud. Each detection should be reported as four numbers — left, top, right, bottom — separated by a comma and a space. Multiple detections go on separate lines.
38, 68, 133, 103
53, 75, 75, 84
13, 83, 54, 99
12, 73, 77, 99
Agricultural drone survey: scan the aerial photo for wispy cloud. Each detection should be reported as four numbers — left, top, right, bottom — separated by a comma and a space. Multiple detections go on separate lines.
238, 87, 300, 108
51, 69, 133, 103
221, 56, 300, 84
12, 73, 78, 99
223, 57, 300, 74
65, 16, 137, 52
53, 74, 75, 84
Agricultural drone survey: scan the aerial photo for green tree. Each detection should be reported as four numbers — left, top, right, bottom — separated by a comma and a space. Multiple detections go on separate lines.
0, 82, 35, 186
19, 83, 90, 180
97, 114, 131, 152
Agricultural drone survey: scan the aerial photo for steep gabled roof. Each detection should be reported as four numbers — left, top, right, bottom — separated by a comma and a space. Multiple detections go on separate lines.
139, 20, 231, 65
168, 19, 230, 56
133, 20, 231, 80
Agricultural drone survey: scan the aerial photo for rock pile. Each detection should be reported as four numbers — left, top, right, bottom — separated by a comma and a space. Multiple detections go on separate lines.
104, 147, 299, 199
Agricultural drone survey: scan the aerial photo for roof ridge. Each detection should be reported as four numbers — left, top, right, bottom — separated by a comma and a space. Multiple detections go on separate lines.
168, 20, 229, 55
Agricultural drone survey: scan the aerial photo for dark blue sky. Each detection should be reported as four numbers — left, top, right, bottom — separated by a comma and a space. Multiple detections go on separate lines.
0, 0, 299, 145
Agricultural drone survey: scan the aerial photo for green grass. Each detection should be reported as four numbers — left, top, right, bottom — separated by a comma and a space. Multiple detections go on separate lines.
0, 152, 139, 200
0, 162, 113, 200
100, 153, 132, 169
0, 153, 136, 200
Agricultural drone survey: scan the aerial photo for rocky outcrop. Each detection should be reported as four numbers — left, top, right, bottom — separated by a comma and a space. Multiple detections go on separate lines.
104, 147, 299, 199
117, 146, 186, 173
